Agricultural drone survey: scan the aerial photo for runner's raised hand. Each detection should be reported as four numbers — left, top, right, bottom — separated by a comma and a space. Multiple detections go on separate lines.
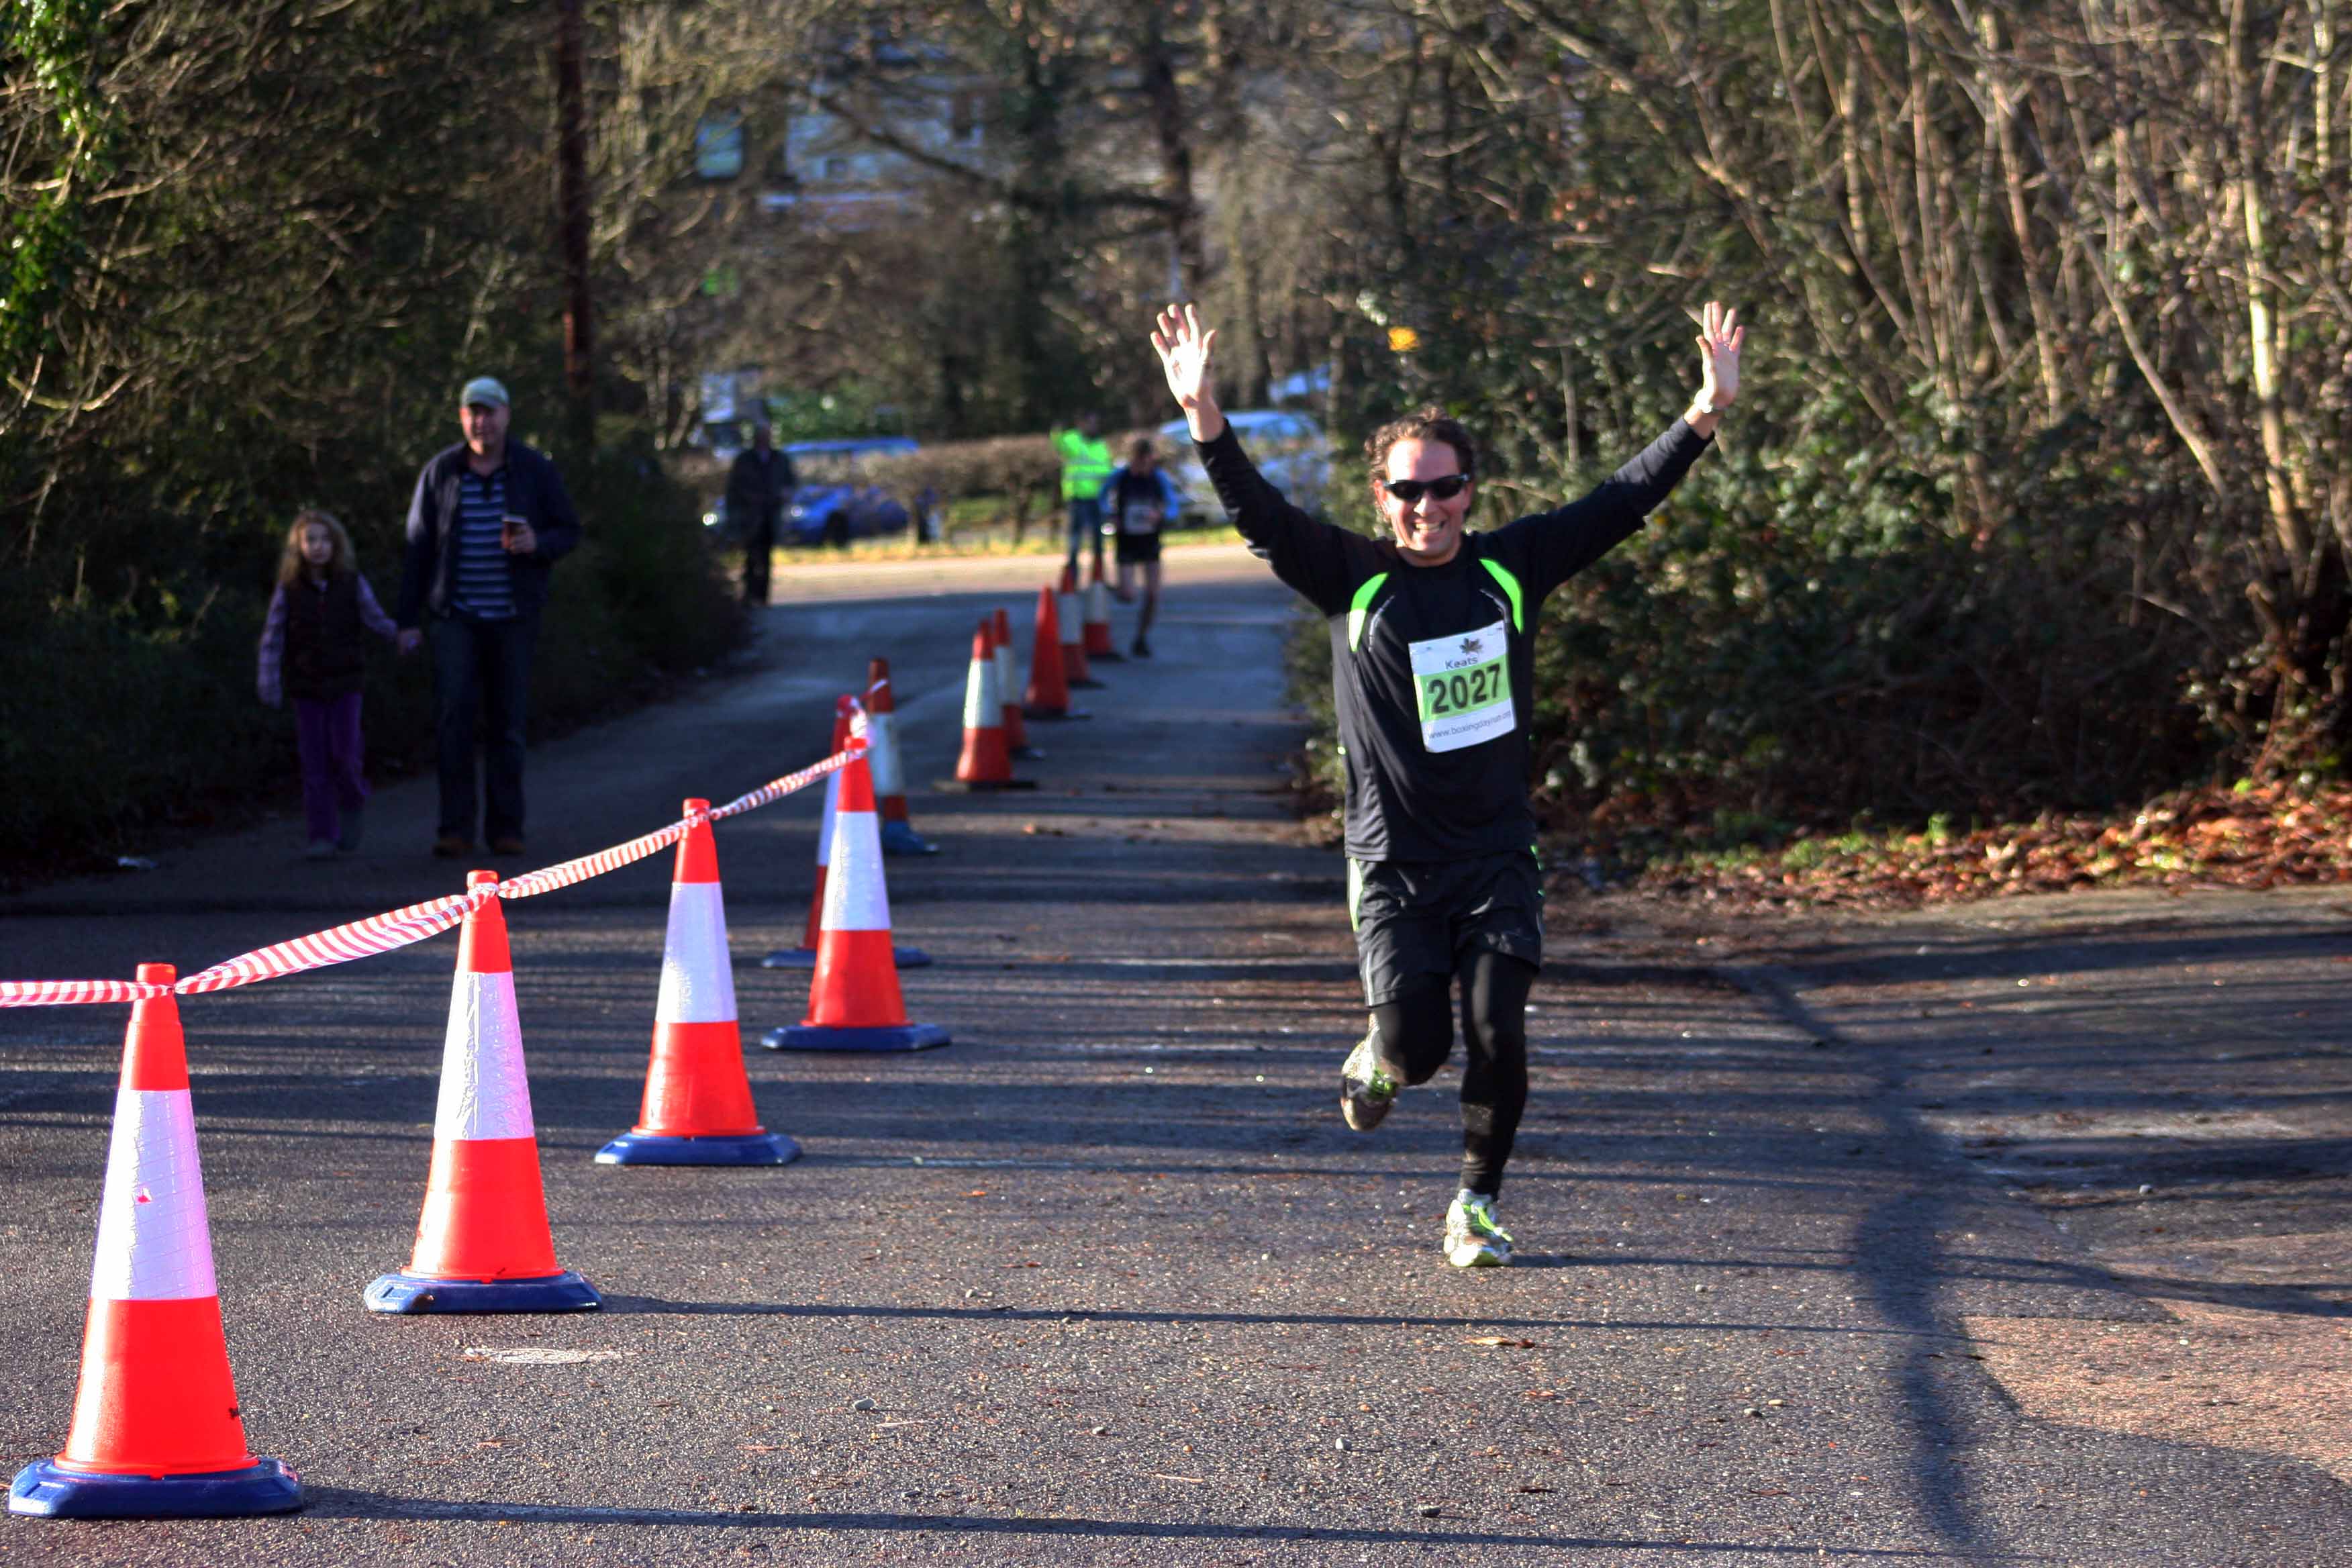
1152, 303, 1224, 442
1694, 300, 1743, 410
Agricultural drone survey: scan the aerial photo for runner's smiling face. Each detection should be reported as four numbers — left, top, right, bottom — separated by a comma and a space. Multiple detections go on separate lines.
1377, 438, 1473, 567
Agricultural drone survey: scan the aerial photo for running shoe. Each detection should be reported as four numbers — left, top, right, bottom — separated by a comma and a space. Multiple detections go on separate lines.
1339, 1032, 1398, 1131
1443, 1191, 1513, 1268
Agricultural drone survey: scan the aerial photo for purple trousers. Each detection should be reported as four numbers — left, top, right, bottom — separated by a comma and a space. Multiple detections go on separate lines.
293, 693, 369, 843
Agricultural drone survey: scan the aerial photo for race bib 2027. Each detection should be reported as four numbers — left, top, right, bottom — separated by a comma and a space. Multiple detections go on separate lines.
1408, 618, 1514, 752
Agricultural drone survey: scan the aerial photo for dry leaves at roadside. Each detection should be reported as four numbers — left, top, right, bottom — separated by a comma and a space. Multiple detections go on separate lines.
1587, 783, 2352, 911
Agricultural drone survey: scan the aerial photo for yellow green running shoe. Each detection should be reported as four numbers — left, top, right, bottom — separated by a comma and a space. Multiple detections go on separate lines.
1339, 1032, 1399, 1131
1444, 1191, 1513, 1268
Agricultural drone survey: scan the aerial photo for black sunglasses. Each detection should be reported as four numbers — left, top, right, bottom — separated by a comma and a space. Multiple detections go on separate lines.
1379, 475, 1471, 504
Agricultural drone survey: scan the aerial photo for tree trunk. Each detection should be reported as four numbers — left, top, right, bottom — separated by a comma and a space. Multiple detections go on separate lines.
555, 0, 595, 454
2231, 0, 2305, 573
1138, 11, 1203, 297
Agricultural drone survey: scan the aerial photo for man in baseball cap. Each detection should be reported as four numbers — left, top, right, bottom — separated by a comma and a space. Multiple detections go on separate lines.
393, 376, 581, 857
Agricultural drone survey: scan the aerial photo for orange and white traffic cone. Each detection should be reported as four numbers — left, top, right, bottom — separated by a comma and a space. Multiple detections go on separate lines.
1058, 564, 1102, 687
946, 622, 1035, 794
765, 746, 950, 1052
1024, 585, 1083, 720
1084, 556, 1122, 661
9, 966, 303, 1519
597, 801, 798, 1167
778, 699, 937, 962
366, 872, 599, 1314
867, 657, 938, 856
992, 607, 1043, 759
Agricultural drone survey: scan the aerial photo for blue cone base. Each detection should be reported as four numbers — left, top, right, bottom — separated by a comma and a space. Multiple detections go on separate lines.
364, 1269, 601, 1315
595, 1129, 800, 1166
763, 946, 930, 969
10, 1457, 302, 1519
762, 1021, 952, 1052
879, 822, 940, 856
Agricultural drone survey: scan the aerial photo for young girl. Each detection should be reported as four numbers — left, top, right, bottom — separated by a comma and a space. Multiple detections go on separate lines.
256, 509, 401, 857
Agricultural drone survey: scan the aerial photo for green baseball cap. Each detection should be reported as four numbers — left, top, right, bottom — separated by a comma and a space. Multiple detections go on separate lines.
458, 376, 509, 409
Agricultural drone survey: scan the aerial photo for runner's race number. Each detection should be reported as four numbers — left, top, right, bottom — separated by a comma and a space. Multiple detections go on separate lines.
1408, 618, 1514, 752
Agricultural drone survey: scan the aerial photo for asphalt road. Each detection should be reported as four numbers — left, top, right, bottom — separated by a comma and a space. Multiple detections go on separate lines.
1, 544, 2345, 1565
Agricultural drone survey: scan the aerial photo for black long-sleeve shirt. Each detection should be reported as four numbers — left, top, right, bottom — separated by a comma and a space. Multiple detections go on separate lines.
1199, 420, 1712, 862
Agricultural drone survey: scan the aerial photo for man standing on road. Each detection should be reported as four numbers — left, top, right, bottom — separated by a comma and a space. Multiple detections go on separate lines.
1152, 300, 1743, 1268
726, 422, 795, 603
1052, 410, 1116, 584
395, 377, 583, 860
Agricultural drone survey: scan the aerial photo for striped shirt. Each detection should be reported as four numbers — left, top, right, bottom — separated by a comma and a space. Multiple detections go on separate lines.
450, 469, 518, 619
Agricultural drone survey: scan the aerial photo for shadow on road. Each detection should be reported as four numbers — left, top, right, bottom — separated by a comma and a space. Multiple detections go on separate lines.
295, 1486, 1981, 1557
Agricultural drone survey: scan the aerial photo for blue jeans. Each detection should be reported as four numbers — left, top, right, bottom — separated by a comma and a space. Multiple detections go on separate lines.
429, 614, 538, 844
1064, 497, 1104, 573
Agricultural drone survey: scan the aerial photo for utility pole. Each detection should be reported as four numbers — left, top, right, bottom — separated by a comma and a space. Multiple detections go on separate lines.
555, 0, 595, 454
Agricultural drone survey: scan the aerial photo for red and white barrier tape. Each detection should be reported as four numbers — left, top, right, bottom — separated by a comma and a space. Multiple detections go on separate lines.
175, 889, 489, 997
0, 741, 867, 1009
0, 979, 173, 1008
712, 733, 863, 821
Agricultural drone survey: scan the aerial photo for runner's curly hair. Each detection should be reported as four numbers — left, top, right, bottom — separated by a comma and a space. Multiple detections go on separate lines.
1363, 407, 1477, 501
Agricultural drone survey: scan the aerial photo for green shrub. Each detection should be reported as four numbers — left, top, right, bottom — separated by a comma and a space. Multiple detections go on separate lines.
1284, 421, 2210, 858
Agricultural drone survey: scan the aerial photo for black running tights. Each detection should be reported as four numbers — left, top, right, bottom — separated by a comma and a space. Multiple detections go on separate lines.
1369, 950, 1534, 1197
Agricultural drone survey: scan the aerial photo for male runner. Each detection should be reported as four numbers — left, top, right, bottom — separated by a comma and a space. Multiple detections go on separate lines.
1150, 301, 1743, 1267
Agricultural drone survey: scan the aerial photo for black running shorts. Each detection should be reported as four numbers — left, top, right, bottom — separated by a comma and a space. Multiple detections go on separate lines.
1346, 848, 1542, 1007
1114, 531, 1163, 565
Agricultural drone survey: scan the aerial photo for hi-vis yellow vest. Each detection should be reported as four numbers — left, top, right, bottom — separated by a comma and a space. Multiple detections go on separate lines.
1053, 430, 1116, 501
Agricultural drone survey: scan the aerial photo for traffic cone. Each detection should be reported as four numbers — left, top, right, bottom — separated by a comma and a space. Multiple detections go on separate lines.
1059, 564, 1102, 687
945, 620, 1028, 793
597, 801, 798, 1167
1084, 556, 1122, 661
764, 746, 950, 1053
1024, 585, 1085, 720
8, 966, 303, 1519
867, 658, 938, 855
366, 872, 599, 1314
993, 607, 1043, 759
771, 701, 932, 965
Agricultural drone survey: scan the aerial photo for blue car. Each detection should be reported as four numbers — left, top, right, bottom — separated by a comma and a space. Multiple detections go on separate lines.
782, 437, 918, 546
